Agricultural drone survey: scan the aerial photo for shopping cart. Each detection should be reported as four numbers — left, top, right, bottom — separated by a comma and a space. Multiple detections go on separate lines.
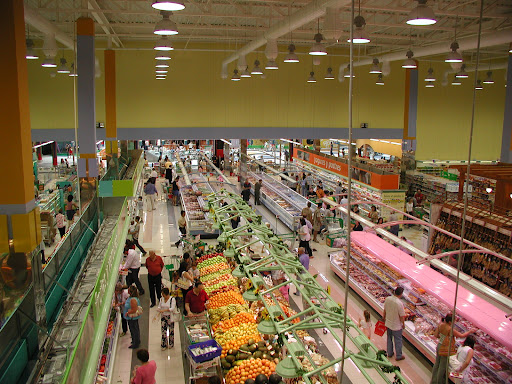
277, 232, 297, 251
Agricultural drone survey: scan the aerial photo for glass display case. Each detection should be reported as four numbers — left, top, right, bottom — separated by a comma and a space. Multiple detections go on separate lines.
246, 172, 311, 231
179, 174, 215, 235
330, 233, 512, 384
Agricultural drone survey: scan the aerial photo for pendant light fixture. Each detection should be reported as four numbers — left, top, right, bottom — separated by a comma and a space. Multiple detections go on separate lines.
251, 60, 263, 75
402, 50, 417, 69
375, 73, 384, 85
425, 81, 434, 88
41, 56, 57, 68
446, 19, 463, 63
155, 51, 171, 60
325, 67, 335, 80
425, 67, 435, 81
475, 79, 483, 90
231, 69, 241, 81
451, 75, 461, 86
369, 58, 382, 74
69, 63, 77, 77
347, 15, 370, 44
344, 64, 355, 78
483, 71, 494, 84
406, 0, 437, 26
155, 62, 169, 68
153, 11, 179, 35
265, 60, 279, 70
455, 64, 468, 78
241, 67, 251, 78
307, 71, 316, 83
25, 39, 38, 60
152, 0, 185, 11
57, 57, 70, 73
309, 20, 327, 56
155, 69, 168, 74
284, 44, 299, 63
154, 37, 174, 51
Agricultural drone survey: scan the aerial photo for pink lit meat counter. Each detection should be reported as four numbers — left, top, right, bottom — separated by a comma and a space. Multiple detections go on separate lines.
330, 232, 512, 384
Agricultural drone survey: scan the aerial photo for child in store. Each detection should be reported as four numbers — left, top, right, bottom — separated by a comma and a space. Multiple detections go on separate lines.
137, 196, 144, 216
55, 209, 66, 238
358, 310, 373, 340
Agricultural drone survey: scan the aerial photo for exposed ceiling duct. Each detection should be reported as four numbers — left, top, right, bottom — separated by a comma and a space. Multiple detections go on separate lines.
220, 0, 351, 77
24, 4, 74, 49
353, 29, 512, 68
322, 7, 342, 42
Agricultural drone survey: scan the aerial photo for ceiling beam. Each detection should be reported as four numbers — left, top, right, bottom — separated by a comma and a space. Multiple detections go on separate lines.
87, 0, 123, 47
24, 4, 74, 49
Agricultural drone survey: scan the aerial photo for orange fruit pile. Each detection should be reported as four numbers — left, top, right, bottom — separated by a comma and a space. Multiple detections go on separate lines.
220, 334, 262, 358
212, 312, 256, 332
225, 358, 276, 384
208, 290, 245, 309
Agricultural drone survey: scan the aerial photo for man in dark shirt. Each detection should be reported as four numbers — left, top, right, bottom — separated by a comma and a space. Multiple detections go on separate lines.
241, 180, 251, 202
254, 179, 262, 205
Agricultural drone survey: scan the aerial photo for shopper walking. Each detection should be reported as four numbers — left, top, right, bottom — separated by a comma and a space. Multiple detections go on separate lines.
300, 174, 308, 197
388, 212, 400, 236
130, 216, 146, 255
114, 282, 129, 337
175, 210, 187, 246
178, 254, 194, 308
335, 182, 343, 204
298, 218, 313, 257
368, 205, 379, 223
171, 176, 180, 206
405, 198, 414, 227
254, 179, 262, 205
301, 202, 313, 223
312, 203, 324, 243
157, 287, 176, 350
144, 180, 158, 211
55, 209, 66, 238
382, 286, 406, 361
124, 285, 142, 349
65, 194, 78, 225
241, 180, 251, 202
130, 349, 156, 384
146, 251, 164, 308
430, 314, 476, 384
124, 249, 145, 295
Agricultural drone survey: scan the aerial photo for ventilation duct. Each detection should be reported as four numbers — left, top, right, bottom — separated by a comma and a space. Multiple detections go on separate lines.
322, 7, 342, 42
237, 55, 248, 71
42, 34, 58, 58
265, 39, 278, 60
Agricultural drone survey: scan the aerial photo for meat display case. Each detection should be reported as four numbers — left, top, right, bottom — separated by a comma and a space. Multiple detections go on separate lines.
292, 159, 405, 221
246, 171, 312, 231
330, 232, 512, 384
179, 175, 214, 235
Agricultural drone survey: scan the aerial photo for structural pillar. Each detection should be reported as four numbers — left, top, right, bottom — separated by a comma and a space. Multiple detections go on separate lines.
501, 47, 512, 162
76, 17, 99, 203
104, 49, 119, 176
0, 0, 42, 335
52, 141, 58, 166
240, 139, 248, 183
403, 64, 418, 151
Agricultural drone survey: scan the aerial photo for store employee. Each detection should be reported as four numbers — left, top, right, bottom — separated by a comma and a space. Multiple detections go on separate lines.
185, 280, 208, 317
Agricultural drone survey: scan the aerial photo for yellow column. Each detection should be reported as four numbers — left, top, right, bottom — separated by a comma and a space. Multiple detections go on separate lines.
0, 0, 41, 253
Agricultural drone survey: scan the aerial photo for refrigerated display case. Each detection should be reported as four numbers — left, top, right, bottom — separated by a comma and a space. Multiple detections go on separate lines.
329, 232, 512, 384
293, 159, 405, 220
179, 174, 216, 235
245, 172, 311, 230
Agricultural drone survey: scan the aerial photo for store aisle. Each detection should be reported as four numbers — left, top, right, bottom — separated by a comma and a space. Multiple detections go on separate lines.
111, 178, 185, 384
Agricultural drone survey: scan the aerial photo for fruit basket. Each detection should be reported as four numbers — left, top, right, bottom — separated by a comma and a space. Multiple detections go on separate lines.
187, 339, 222, 363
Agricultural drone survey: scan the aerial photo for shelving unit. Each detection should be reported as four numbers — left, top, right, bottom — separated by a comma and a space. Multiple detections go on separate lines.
245, 171, 310, 230
404, 171, 459, 204
330, 232, 512, 384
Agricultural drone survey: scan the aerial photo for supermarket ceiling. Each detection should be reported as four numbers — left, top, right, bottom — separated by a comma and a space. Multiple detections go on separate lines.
25, 0, 512, 63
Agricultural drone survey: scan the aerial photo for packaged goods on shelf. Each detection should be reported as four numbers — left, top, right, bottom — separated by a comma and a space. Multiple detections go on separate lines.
430, 203, 512, 297
404, 171, 458, 204
330, 232, 512, 384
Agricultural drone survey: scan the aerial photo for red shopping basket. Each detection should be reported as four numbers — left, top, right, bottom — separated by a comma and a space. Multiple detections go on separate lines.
374, 320, 387, 337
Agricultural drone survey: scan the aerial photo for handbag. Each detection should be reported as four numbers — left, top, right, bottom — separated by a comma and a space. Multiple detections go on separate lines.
374, 320, 387, 337
170, 298, 182, 322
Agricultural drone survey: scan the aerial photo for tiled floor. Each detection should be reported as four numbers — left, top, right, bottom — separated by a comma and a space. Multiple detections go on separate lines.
111, 176, 432, 384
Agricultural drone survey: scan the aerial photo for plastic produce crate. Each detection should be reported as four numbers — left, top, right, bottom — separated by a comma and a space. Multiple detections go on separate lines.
187, 339, 222, 363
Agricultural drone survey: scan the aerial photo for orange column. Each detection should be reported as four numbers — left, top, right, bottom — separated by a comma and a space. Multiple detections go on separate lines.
0, 0, 41, 253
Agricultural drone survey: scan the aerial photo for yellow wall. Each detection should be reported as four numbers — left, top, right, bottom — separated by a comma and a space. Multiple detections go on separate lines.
26, 43, 507, 161
415, 61, 506, 161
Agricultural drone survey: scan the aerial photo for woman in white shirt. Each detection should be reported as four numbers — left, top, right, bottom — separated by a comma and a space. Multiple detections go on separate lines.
157, 287, 176, 350
358, 310, 373, 340
450, 335, 476, 382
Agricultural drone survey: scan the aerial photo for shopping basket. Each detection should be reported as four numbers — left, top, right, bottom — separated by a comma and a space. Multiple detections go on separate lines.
374, 320, 386, 337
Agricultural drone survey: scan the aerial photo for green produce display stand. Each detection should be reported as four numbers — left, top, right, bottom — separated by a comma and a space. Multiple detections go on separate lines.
207, 189, 410, 384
